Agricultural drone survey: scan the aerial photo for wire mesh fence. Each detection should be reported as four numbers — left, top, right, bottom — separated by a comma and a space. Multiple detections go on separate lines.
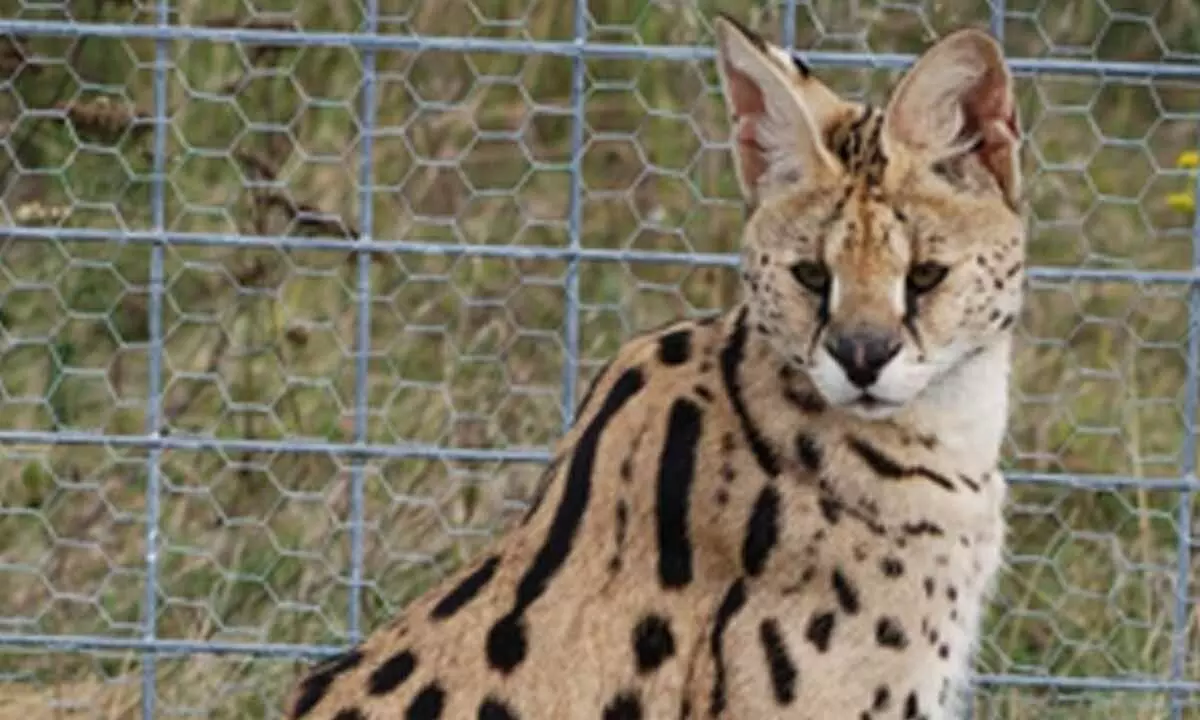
0, 0, 1197, 717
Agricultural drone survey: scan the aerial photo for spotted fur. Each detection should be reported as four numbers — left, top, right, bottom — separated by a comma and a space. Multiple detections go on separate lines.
284, 14, 1023, 720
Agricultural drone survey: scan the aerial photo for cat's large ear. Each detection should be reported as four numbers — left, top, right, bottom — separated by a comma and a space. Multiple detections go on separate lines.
883, 28, 1021, 208
713, 14, 842, 208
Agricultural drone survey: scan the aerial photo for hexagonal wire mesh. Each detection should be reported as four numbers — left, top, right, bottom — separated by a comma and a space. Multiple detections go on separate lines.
0, 0, 1198, 717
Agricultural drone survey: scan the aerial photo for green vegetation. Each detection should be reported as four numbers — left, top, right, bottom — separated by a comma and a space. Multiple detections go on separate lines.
0, 0, 1198, 717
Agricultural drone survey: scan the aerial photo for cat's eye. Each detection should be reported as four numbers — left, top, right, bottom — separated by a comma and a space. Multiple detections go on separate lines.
789, 261, 831, 295
907, 262, 949, 294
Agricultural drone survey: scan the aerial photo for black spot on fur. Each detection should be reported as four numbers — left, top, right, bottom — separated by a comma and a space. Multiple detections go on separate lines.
333, 709, 365, 720
818, 495, 842, 524
293, 648, 363, 718
486, 614, 528, 673
368, 648, 417, 696
847, 437, 957, 492
832, 569, 861, 614
880, 556, 904, 578
610, 499, 629, 572
695, 384, 714, 402
828, 106, 888, 185
902, 520, 945, 537
634, 614, 677, 674
709, 578, 748, 716
904, 692, 921, 719
657, 397, 704, 588
796, 433, 822, 471
759, 618, 798, 705
742, 485, 781, 577
489, 368, 645, 671
839, 107, 872, 163
431, 555, 500, 620
658, 329, 692, 366
958, 473, 981, 492
848, 437, 905, 476
603, 691, 643, 720
720, 462, 735, 484
805, 611, 836, 653
720, 308, 781, 478
873, 685, 891, 710
783, 384, 827, 413
407, 682, 446, 719
478, 697, 519, 720
924, 577, 935, 597
876, 616, 909, 650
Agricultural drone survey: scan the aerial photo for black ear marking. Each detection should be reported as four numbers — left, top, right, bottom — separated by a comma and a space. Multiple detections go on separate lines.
715, 12, 768, 53
791, 54, 811, 77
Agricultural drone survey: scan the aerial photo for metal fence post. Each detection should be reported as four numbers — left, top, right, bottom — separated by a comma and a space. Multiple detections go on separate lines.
140, 0, 172, 714
348, 0, 381, 647
560, 0, 589, 431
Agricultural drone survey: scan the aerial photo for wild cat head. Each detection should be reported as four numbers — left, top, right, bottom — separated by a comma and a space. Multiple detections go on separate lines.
714, 15, 1024, 418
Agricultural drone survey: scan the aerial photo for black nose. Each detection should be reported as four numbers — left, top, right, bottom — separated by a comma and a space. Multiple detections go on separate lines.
824, 330, 902, 388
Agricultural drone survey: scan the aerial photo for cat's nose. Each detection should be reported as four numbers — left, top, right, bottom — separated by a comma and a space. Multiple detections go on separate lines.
824, 329, 902, 388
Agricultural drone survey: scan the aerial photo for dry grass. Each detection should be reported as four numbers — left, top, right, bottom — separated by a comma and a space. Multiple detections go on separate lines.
1, 0, 1199, 717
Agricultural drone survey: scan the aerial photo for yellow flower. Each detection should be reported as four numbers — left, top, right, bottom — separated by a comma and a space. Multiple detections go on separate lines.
1166, 192, 1195, 213
1168, 152, 1200, 213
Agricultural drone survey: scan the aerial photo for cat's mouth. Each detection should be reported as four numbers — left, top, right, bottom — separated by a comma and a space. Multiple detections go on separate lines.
848, 392, 903, 417
856, 392, 898, 408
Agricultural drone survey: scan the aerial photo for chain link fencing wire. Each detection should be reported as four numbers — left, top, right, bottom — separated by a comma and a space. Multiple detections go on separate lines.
0, 0, 1197, 717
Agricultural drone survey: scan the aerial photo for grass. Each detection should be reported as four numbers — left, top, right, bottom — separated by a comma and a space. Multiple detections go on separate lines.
0, 0, 1199, 717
